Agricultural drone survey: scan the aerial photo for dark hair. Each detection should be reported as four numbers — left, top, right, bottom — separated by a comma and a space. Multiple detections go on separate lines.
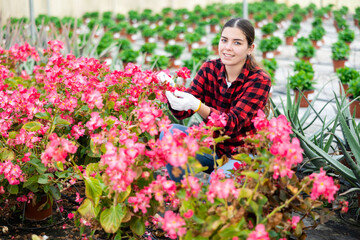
221, 18, 259, 71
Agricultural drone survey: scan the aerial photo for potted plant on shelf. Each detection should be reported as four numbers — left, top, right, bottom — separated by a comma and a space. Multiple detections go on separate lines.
140, 42, 157, 64
211, 33, 220, 55
261, 22, 278, 38
336, 67, 360, 97
331, 40, 350, 72
141, 26, 157, 43
288, 70, 316, 107
125, 26, 139, 42
294, 37, 315, 62
149, 55, 170, 70
208, 17, 220, 33
119, 48, 140, 68
164, 44, 185, 69
191, 47, 213, 63
347, 76, 360, 118
308, 26, 326, 49
259, 36, 282, 59
261, 58, 278, 86
338, 28, 355, 46
184, 32, 202, 52
160, 29, 178, 45
253, 12, 267, 28
128, 10, 140, 25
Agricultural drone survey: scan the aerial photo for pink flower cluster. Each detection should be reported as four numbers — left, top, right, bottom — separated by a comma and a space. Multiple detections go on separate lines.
128, 175, 177, 214
207, 169, 239, 203
134, 101, 164, 136
8, 42, 40, 62
0, 160, 24, 185
175, 67, 191, 80
181, 176, 202, 199
157, 211, 186, 239
41, 133, 78, 167
207, 112, 227, 128
100, 134, 145, 193
309, 168, 339, 203
247, 224, 269, 240
252, 110, 303, 179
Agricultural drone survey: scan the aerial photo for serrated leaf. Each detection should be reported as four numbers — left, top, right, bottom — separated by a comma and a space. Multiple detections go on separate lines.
50, 185, 61, 200
238, 188, 252, 199
35, 112, 51, 120
118, 185, 131, 203
55, 161, 64, 171
23, 175, 39, 188
8, 131, 18, 139
23, 121, 42, 132
214, 135, 231, 143
198, 147, 213, 155
100, 204, 126, 233
85, 163, 99, 177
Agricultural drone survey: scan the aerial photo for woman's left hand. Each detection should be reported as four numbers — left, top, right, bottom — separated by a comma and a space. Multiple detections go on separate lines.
165, 90, 201, 112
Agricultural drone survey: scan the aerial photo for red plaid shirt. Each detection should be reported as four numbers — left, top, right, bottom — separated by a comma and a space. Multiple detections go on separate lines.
171, 58, 271, 157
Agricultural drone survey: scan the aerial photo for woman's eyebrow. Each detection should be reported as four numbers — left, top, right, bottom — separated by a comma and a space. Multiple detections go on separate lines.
221, 36, 245, 41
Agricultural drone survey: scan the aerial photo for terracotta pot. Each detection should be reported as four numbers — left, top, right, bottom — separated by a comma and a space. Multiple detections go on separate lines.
285, 36, 294, 45
210, 25, 217, 33
339, 82, 349, 97
168, 57, 180, 69
212, 45, 219, 55
301, 56, 311, 62
294, 89, 314, 108
311, 40, 321, 49
25, 195, 53, 221
262, 51, 275, 60
332, 59, 346, 72
349, 98, 360, 118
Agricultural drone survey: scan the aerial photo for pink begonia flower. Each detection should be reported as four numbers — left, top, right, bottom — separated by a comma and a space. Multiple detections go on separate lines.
175, 67, 191, 79
183, 209, 194, 218
158, 211, 186, 239
247, 224, 270, 240
0, 186, 5, 194
291, 216, 300, 229
207, 112, 227, 127
181, 176, 201, 199
68, 212, 74, 219
309, 168, 339, 203
207, 170, 239, 203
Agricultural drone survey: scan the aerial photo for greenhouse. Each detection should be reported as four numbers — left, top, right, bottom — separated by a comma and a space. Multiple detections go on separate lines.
0, 0, 359, 239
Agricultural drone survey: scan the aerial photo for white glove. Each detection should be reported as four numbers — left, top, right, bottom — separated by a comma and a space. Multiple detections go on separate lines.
157, 72, 175, 87
166, 90, 201, 112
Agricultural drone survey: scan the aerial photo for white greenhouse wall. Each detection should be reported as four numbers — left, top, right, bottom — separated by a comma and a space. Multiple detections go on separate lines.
0, 0, 359, 23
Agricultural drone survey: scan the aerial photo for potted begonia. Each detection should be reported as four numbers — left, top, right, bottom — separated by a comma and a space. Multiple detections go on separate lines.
347, 76, 360, 118
309, 26, 326, 49
261, 22, 278, 38
259, 36, 282, 59
208, 17, 220, 33
289, 70, 316, 107
149, 55, 170, 70
338, 28, 355, 46
184, 32, 202, 52
140, 42, 157, 64
294, 37, 315, 62
164, 44, 185, 69
336, 67, 360, 97
120, 48, 140, 67
211, 33, 221, 55
125, 26, 139, 42
261, 58, 278, 85
331, 40, 350, 72
284, 24, 300, 45
159, 29, 177, 45
140, 26, 157, 43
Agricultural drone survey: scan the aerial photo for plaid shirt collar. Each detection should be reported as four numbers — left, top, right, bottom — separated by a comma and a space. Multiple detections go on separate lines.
217, 57, 251, 86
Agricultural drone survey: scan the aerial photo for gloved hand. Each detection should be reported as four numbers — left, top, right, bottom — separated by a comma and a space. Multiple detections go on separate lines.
166, 90, 201, 112
157, 72, 175, 87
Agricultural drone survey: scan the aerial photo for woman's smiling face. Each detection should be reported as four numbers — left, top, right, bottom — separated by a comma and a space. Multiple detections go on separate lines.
219, 27, 254, 68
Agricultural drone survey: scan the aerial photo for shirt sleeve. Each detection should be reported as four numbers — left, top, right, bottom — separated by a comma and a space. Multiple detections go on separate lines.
208, 70, 271, 137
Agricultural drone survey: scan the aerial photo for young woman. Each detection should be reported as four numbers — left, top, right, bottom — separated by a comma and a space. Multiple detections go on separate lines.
159, 18, 271, 182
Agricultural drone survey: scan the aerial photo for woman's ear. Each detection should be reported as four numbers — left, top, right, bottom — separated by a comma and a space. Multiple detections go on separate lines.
248, 43, 255, 54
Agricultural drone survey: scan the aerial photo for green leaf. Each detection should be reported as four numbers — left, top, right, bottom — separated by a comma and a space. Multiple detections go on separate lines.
214, 135, 231, 143
232, 153, 252, 165
23, 121, 43, 132
50, 185, 61, 200
0, 148, 15, 161
130, 217, 145, 236
55, 161, 64, 171
238, 188, 252, 199
100, 204, 126, 233
28, 158, 47, 174
8, 184, 19, 194
148, 92, 156, 100
85, 177, 102, 207
85, 163, 99, 177
78, 198, 100, 219
38, 174, 53, 184
56, 118, 71, 126
218, 225, 240, 237
118, 185, 131, 203
198, 147, 213, 155
8, 131, 17, 139
35, 112, 51, 120
23, 175, 39, 188
241, 171, 259, 180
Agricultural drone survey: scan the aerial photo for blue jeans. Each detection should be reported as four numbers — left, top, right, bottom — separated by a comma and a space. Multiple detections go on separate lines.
159, 124, 240, 183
